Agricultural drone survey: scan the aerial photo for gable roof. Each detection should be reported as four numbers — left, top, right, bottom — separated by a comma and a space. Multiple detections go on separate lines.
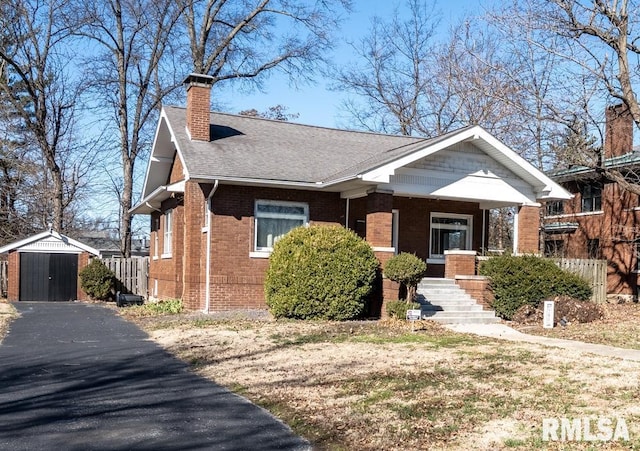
0, 230, 101, 256
132, 106, 571, 214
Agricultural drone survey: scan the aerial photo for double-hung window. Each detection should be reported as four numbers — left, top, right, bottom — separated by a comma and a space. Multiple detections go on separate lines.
429, 213, 472, 259
581, 184, 602, 212
255, 200, 308, 251
163, 209, 173, 256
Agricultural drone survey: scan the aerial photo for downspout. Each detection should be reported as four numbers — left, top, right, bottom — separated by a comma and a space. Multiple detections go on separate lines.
204, 180, 219, 313
481, 209, 486, 256
345, 198, 350, 229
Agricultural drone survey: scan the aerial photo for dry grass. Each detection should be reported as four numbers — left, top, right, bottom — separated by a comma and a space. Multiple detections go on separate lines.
130, 313, 640, 450
515, 303, 640, 350
0, 299, 17, 343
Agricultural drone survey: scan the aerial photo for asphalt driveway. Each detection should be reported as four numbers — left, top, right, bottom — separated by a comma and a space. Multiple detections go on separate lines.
0, 302, 308, 451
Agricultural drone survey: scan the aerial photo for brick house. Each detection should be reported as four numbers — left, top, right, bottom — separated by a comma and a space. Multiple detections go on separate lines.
543, 105, 640, 301
130, 74, 571, 312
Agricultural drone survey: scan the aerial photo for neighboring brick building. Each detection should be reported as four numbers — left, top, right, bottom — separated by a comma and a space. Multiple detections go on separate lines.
131, 73, 571, 312
543, 105, 640, 301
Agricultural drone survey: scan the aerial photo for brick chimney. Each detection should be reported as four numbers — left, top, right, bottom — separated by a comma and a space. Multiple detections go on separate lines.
184, 73, 214, 141
604, 103, 633, 159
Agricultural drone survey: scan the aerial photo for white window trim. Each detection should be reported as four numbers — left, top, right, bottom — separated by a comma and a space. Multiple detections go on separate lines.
254, 199, 309, 253
429, 212, 473, 260
162, 209, 173, 258
392, 209, 399, 255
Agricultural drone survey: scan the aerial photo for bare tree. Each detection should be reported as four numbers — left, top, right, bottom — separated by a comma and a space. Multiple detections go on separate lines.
179, 0, 351, 84
75, 0, 185, 256
501, 0, 640, 191
334, 0, 438, 136
0, 0, 90, 231
239, 105, 299, 121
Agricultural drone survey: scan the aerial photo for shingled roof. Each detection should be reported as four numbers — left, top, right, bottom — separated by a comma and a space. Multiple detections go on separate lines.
164, 106, 450, 184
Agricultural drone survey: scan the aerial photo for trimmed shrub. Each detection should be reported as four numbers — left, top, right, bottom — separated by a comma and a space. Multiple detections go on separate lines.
386, 300, 421, 319
265, 225, 379, 320
79, 259, 116, 301
479, 254, 592, 320
383, 252, 427, 301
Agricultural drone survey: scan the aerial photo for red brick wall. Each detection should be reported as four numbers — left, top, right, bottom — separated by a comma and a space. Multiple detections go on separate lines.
366, 192, 393, 248
207, 185, 345, 311
169, 156, 184, 184
605, 104, 633, 159
545, 180, 640, 296
148, 195, 184, 301
444, 251, 477, 279
517, 205, 540, 254
185, 80, 212, 141
455, 276, 493, 309
7, 250, 18, 301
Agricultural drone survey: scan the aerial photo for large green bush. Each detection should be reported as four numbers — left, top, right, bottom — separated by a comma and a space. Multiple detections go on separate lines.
479, 254, 592, 320
265, 225, 379, 320
79, 259, 116, 301
383, 252, 427, 301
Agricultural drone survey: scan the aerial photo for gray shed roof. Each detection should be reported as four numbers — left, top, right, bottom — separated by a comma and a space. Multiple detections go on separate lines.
164, 106, 449, 184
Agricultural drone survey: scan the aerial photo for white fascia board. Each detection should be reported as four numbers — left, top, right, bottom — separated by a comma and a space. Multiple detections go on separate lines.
131, 180, 186, 214
361, 127, 480, 183
0, 231, 52, 253
470, 128, 572, 201
191, 176, 325, 189
141, 108, 189, 199
361, 125, 572, 201
0, 230, 100, 256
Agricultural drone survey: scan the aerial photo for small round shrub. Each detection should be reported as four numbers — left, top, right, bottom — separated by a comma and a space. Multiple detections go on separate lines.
479, 254, 592, 320
265, 225, 379, 320
79, 259, 116, 301
383, 252, 427, 301
386, 300, 421, 319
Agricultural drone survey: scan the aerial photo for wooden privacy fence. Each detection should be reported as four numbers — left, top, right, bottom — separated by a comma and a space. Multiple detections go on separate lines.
0, 260, 7, 298
102, 257, 149, 298
552, 258, 607, 303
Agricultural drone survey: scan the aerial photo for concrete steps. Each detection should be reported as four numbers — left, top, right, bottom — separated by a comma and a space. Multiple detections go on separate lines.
416, 278, 499, 324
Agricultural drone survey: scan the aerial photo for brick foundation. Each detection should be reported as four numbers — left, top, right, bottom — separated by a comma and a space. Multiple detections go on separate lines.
444, 250, 477, 278
454, 275, 493, 309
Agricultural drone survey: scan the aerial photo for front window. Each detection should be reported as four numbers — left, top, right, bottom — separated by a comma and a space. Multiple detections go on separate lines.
163, 209, 173, 255
255, 200, 308, 251
430, 213, 472, 259
581, 184, 602, 212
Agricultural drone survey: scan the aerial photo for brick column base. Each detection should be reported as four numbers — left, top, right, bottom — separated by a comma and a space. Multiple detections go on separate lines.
444, 250, 477, 279
454, 275, 493, 309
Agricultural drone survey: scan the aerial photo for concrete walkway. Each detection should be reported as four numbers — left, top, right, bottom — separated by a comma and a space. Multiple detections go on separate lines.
446, 323, 640, 362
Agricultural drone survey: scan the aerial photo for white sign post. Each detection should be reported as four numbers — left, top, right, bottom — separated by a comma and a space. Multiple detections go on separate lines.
543, 300, 555, 329
406, 309, 422, 332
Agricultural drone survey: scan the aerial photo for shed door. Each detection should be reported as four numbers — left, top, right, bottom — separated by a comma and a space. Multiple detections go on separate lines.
19, 253, 78, 301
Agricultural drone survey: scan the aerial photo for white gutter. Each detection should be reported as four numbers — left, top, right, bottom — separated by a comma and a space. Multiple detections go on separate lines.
204, 180, 219, 313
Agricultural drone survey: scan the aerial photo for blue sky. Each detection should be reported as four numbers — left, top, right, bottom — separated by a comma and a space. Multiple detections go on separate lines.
215, 0, 487, 128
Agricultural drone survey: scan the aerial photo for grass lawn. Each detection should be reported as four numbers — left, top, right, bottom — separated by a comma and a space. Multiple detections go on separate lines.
125, 309, 640, 450
0, 300, 17, 344
515, 303, 640, 351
